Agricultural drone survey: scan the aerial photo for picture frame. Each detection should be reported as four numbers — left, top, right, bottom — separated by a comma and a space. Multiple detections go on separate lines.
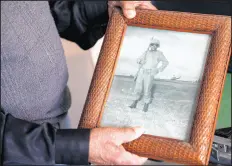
78, 8, 231, 165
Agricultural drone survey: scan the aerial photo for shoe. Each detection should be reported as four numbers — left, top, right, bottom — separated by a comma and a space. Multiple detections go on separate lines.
129, 100, 138, 108
143, 103, 149, 112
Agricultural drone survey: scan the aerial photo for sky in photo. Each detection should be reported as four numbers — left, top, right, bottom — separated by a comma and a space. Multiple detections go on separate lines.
115, 26, 212, 81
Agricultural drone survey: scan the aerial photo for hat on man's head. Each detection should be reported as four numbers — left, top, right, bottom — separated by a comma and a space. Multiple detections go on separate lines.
150, 37, 160, 47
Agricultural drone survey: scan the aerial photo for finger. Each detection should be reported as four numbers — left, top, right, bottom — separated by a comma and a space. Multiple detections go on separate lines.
108, 6, 113, 18
108, 1, 120, 18
130, 153, 148, 165
114, 149, 148, 165
138, 5, 157, 11
137, 2, 157, 10
115, 127, 145, 145
120, 1, 137, 19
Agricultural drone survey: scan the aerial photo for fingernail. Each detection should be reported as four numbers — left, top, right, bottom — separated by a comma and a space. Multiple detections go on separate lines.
126, 10, 136, 18
134, 127, 145, 138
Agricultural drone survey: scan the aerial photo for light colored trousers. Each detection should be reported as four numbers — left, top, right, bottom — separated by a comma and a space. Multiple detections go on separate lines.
133, 69, 155, 104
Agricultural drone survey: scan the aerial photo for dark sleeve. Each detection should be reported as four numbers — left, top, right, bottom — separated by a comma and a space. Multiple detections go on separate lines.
0, 111, 90, 165
49, 0, 109, 50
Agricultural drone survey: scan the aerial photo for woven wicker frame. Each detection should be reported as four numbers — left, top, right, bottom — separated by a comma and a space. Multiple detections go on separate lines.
79, 9, 231, 165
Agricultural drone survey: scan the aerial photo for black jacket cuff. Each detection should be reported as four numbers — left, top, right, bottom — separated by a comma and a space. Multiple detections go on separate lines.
0, 111, 6, 165
55, 129, 90, 165
2, 114, 56, 165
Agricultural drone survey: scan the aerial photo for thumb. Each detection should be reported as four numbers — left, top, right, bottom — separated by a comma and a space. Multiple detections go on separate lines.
115, 127, 145, 145
121, 2, 136, 19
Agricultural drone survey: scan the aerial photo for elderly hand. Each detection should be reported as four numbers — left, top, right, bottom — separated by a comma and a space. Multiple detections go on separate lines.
89, 127, 147, 165
108, 1, 157, 19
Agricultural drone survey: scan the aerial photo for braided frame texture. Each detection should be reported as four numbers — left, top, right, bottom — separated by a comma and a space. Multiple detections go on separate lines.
79, 9, 231, 165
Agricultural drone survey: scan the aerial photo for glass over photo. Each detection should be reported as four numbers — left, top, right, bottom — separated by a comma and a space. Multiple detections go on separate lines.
100, 26, 212, 142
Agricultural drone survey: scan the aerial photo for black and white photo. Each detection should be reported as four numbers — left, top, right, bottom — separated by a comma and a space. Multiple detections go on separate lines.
100, 26, 212, 141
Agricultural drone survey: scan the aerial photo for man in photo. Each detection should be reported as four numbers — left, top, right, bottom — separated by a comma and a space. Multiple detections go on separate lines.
130, 37, 169, 112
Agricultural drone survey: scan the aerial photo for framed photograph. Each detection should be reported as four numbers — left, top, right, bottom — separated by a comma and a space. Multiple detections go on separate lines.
79, 8, 231, 165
